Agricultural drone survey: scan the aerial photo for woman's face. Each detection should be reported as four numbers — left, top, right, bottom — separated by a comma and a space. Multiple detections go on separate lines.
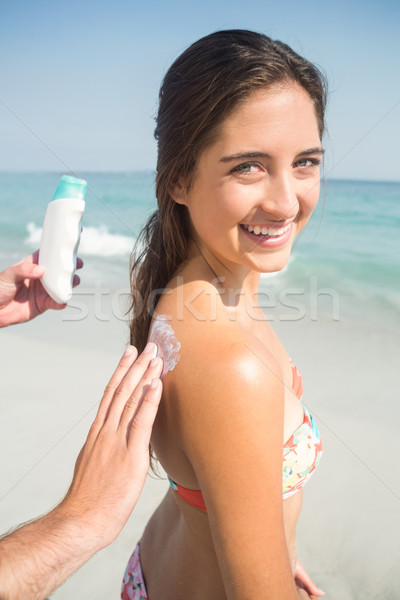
174, 83, 323, 275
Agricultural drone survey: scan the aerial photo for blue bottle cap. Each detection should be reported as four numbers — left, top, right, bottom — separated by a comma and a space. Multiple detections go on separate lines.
53, 175, 87, 201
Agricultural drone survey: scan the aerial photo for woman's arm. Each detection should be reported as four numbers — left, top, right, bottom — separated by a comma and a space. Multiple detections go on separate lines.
172, 327, 300, 600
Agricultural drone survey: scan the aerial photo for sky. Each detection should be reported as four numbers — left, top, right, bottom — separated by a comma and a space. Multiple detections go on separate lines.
0, 0, 399, 181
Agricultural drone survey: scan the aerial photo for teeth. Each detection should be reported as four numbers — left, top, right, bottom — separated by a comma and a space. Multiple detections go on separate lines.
243, 224, 290, 237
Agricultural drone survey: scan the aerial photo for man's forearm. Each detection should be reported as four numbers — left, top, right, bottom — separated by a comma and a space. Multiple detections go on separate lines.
0, 507, 103, 600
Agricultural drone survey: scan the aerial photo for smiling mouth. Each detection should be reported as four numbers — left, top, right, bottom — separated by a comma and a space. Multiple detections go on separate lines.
241, 223, 291, 237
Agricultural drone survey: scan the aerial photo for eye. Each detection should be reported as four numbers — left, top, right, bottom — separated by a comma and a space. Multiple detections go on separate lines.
231, 162, 264, 175
293, 158, 321, 169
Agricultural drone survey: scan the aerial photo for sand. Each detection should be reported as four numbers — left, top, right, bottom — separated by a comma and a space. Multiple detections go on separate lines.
0, 288, 399, 599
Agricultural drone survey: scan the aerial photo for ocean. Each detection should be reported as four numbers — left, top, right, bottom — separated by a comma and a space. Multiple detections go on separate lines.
1, 172, 399, 329
1, 173, 399, 600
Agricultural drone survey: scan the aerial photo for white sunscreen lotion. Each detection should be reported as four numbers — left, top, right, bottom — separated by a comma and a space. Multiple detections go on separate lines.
149, 315, 181, 378
39, 175, 87, 304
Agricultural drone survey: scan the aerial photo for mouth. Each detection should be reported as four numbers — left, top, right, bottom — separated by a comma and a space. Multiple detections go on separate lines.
239, 221, 294, 247
242, 223, 291, 237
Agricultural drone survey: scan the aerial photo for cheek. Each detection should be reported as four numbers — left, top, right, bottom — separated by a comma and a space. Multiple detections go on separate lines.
186, 199, 220, 241
295, 187, 319, 236
300, 183, 320, 217
187, 189, 243, 237
302, 197, 318, 218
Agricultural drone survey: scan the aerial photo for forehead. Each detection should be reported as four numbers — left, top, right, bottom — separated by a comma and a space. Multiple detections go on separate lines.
209, 83, 320, 156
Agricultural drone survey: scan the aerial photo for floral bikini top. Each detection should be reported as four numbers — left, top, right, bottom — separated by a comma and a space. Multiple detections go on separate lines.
168, 360, 323, 511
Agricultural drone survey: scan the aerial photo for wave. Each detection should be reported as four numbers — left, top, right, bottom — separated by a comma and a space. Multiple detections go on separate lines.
24, 223, 135, 257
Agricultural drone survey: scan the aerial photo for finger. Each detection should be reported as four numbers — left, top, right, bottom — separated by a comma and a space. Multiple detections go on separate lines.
296, 589, 312, 600
95, 346, 139, 425
20, 251, 41, 268
119, 356, 163, 431
33, 280, 66, 310
295, 563, 325, 597
30, 250, 40, 265
28, 264, 46, 279
72, 274, 81, 287
0, 260, 44, 285
106, 343, 158, 428
76, 257, 84, 270
127, 377, 162, 450
43, 297, 67, 310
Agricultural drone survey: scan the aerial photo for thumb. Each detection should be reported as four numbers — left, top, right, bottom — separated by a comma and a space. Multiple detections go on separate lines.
6, 260, 45, 284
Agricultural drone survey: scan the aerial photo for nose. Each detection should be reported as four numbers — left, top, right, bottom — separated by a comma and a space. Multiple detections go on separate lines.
259, 173, 298, 221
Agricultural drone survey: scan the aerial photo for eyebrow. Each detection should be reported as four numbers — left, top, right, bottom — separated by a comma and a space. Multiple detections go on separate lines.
219, 147, 325, 163
296, 147, 325, 157
220, 151, 271, 163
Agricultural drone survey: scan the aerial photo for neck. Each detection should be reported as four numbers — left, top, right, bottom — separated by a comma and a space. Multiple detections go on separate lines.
188, 240, 262, 309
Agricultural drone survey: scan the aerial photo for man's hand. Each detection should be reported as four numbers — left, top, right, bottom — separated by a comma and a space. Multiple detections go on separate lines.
294, 560, 325, 599
0, 344, 163, 600
58, 342, 163, 545
0, 251, 82, 327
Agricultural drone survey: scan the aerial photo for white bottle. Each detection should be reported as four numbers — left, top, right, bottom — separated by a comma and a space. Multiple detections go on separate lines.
39, 175, 87, 304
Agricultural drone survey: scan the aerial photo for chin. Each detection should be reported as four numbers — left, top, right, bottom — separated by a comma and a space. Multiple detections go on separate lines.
253, 250, 292, 275
258, 265, 287, 275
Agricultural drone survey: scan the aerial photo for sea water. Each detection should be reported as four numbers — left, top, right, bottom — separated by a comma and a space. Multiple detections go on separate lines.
0, 173, 399, 329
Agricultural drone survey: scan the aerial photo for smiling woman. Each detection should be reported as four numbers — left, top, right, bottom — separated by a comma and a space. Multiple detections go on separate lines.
170, 84, 323, 275
125, 30, 327, 600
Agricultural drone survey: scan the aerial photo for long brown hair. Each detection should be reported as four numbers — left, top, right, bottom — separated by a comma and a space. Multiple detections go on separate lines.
130, 29, 327, 350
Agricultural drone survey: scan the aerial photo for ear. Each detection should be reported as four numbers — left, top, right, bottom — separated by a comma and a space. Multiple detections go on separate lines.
169, 179, 188, 206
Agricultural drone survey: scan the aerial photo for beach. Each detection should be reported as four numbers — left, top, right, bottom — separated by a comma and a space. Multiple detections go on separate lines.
1, 173, 399, 598
1, 290, 399, 599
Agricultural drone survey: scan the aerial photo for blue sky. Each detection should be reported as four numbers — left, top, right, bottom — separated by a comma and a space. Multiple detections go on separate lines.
0, 0, 399, 181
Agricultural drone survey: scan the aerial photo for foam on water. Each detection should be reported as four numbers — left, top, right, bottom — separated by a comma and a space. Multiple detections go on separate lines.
25, 222, 134, 257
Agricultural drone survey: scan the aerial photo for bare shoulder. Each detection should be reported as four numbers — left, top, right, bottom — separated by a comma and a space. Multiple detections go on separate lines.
152, 274, 285, 447
156, 303, 283, 419
176, 318, 282, 397
154, 274, 280, 383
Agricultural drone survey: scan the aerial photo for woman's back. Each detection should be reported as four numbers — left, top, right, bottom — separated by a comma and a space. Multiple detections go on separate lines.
138, 262, 306, 599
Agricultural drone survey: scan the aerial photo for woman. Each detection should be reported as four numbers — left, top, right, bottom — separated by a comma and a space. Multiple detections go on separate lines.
123, 30, 326, 600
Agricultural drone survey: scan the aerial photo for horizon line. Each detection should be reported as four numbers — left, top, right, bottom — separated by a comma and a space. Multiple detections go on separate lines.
0, 170, 399, 186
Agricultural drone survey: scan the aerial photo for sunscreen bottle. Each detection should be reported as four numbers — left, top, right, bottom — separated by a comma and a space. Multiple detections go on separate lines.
39, 175, 87, 304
